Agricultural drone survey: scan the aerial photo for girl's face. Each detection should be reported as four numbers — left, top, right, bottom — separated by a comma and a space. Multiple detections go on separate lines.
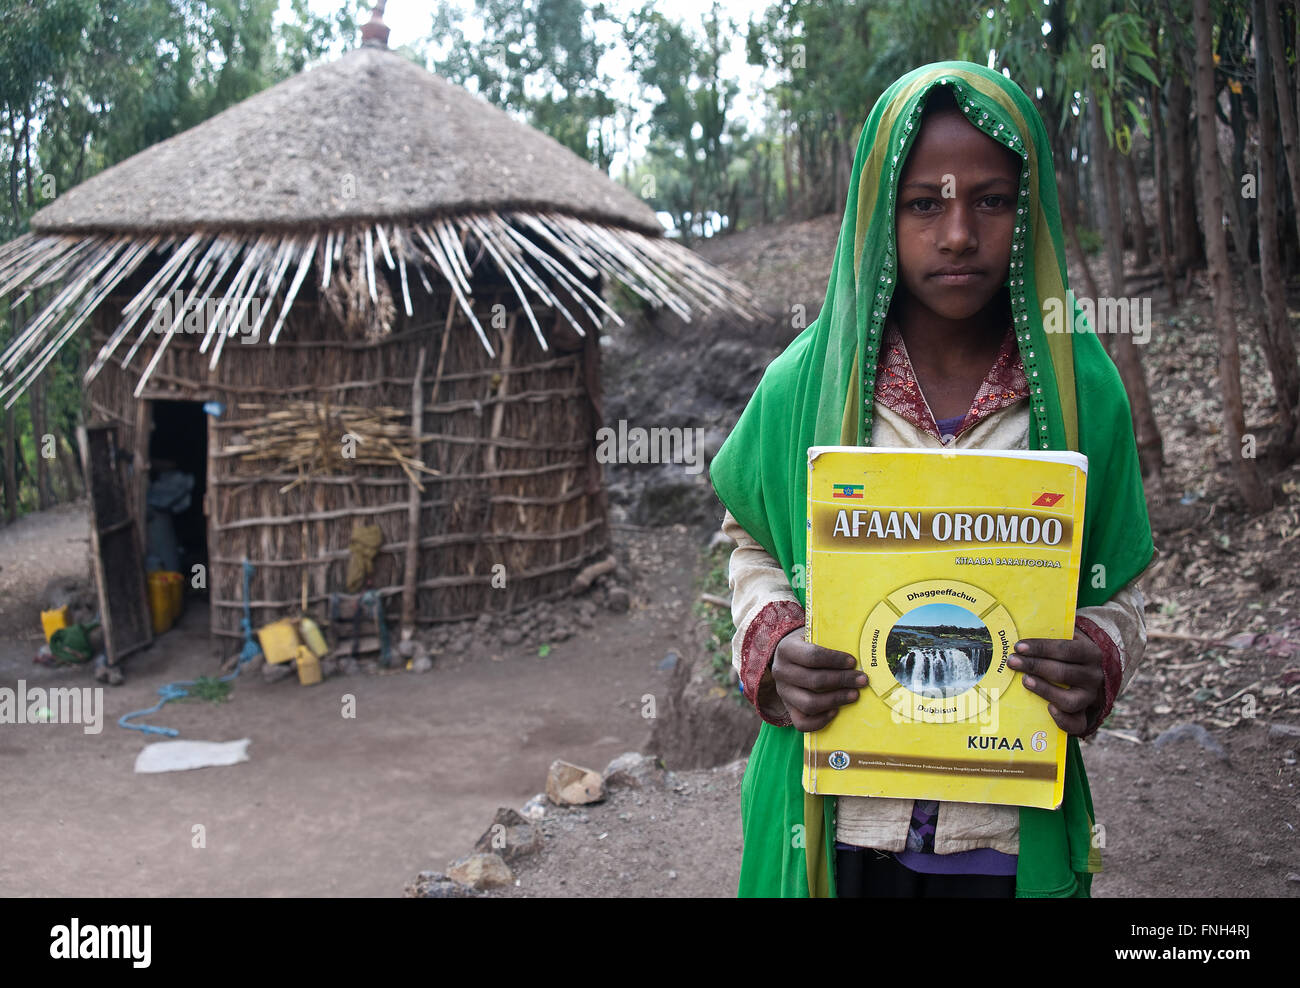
893, 107, 1022, 324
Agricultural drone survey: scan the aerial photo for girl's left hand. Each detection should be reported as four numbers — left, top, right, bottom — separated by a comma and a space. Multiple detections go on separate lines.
1007, 629, 1103, 736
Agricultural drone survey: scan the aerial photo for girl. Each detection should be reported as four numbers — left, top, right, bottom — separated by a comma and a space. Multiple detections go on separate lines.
710, 61, 1154, 898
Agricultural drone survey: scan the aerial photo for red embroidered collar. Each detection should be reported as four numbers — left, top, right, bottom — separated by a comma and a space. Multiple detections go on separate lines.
873, 320, 1028, 443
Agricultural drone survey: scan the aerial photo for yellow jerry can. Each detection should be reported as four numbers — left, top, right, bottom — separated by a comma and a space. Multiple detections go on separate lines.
295, 645, 322, 686
298, 617, 329, 657
41, 605, 69, 643
256, 618, 301, 665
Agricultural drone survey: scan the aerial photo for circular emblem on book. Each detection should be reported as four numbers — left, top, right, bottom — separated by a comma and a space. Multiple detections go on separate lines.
859, 579, 1016, 723
828, 750, 850, 770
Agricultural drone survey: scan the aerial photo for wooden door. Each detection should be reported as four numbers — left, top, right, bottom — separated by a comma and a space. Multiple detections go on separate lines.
78, 424, 153, 664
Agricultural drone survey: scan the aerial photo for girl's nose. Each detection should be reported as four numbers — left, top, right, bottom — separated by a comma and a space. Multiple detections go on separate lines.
937, 203, 979, 253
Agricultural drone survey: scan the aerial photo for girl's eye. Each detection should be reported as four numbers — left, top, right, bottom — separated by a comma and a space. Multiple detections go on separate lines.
980, 195, 1009, 209
908, 199, 939, 214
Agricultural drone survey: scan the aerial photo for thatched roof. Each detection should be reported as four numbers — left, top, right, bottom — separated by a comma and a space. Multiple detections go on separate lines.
29, 45, 660, 237
0, 27, 759, 408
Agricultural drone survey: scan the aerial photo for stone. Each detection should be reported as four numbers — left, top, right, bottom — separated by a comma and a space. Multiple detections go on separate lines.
606, 586, 630, 613
447, 852, 513, 890
411, 655, 434, 673
473, 807, 542, 862
551, 625, 573, 642
1267, 723, 1300, 739
658, 651, 679, 672
502, 627, 523, 645
520, 793, 547, 821
1152, 722, 1227, 759
262, 660, 294, 684
603, 752, 663, 790
397, 639, 416, 659
338, 656, 362, 676
546, 759, 605, 805
319, 656, 338, 679
403, 871, 483, 899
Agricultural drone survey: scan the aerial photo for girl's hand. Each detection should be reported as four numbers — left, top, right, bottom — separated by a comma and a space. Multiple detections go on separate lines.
1008, 629, 1104, 736
771, 630, 868, 733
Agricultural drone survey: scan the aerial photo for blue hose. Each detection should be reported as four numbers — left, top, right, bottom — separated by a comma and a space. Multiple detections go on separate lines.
119, 559, 263, 737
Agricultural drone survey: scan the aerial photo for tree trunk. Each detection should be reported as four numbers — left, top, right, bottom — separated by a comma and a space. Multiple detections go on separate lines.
2, 404, 15, 523
1264, 0, 1300, 251
1252, 0, 1300, 461
1166, 68, 1205, 271
1095, 99, 1165, 486
1193, 0, 1271, 512
1121, 150, 1151, 268
1149, 72, 1179, 307
31, 369, 51, 510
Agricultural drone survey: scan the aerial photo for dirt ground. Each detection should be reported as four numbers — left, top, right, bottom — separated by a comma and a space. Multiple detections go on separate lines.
0, 506, 710, 896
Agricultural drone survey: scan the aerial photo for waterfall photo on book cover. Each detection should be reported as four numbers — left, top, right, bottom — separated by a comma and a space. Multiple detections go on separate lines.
885, 602, 993, 698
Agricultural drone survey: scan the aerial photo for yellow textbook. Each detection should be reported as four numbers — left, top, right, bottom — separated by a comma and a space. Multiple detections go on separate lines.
802, 446, 1088, 810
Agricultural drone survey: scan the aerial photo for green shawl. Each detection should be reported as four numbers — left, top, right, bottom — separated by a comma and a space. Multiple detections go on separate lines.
709, 61, 1153, 898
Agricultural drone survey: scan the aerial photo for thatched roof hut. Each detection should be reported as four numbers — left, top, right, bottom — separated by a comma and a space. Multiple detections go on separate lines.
0, 6, 758, 664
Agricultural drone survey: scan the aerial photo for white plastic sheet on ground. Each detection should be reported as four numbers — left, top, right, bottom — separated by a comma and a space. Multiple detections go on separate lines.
134, 738, 251, 773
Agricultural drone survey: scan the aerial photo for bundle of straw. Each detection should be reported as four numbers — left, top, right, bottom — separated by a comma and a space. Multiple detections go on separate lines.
225, 399, 440, 493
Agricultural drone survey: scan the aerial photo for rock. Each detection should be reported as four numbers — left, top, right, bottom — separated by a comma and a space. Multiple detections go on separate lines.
520, 793, 547, 821
1287, 873, 1300, 884
473, 807, 542, 862
1267, 723, 1300, 739
404, 870, 483, 899
658, 651, 679, 672
262, 660, 294, 684
338, 656, 361, 676
546, 760, 605, 805
475, 613, 494, 632
1152, 722, 1227, 759
606, 586, 630, 613
447, 852, 513, 889
397, 639, 416, 659
502, 627, 523, 645
551, 625, 573, 642
603, 752, 663, 790
411, 655, 434, 673
319, 656, 338, 679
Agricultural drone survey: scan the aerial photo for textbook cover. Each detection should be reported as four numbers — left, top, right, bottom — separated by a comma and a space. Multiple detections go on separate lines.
802, 446, 1088, 810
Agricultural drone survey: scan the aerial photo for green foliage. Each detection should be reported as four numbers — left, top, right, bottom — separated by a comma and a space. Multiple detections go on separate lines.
180, 676, 232, 704
693, 539, 740, 697
428, 0, 618, 169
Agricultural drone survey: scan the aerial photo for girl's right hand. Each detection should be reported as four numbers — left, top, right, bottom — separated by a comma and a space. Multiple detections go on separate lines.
771, 629, 868, 732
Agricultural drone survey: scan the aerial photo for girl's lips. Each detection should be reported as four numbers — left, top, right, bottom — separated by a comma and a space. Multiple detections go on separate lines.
931, 271, 984, 285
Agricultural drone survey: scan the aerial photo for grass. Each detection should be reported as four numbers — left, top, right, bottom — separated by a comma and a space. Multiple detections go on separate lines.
180, 676, 232, 704
692, 540, 744, 702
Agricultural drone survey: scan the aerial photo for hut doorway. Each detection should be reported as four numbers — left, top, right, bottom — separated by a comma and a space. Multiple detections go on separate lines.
146, 399, 209, 601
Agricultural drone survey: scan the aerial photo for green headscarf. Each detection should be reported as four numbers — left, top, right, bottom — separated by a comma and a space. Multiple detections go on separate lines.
709, 61, 1153, 897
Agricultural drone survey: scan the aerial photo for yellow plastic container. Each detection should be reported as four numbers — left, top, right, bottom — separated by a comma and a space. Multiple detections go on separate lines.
41, 605, 69, 643
257, 618, 301, 665
166, 571, 184, 625
295, 644, 322, 686
148, 572, 177, 634
298, 617, 328, 657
